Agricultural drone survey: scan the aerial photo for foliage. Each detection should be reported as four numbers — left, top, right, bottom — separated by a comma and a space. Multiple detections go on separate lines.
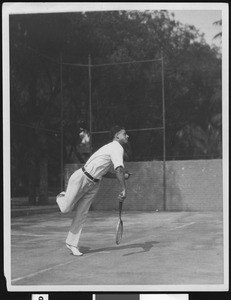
10, 10, 222, 200
213, 19, 222, 40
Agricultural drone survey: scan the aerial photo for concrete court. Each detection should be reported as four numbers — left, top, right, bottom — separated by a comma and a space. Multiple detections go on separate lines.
10, 210, 223, 288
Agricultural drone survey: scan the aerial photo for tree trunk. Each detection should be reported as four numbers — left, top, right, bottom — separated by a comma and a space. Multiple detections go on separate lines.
27, 69, 38, 205
38, 154, 48, 205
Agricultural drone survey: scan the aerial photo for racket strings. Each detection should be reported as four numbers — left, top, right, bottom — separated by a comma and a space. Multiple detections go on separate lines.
116, 220, 123, 245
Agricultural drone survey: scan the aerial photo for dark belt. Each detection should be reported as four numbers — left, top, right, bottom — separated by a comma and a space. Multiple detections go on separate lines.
82, 167, 99, 183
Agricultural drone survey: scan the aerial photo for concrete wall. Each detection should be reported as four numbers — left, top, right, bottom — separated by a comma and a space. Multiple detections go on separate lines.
165, 160, 223, 211
64, 159, 223, 211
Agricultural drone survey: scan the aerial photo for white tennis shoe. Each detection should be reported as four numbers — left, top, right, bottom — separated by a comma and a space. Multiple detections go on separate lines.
66, 244, 83, 256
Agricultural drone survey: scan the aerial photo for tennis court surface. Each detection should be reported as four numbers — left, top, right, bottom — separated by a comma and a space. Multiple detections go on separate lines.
10, 210, 223, 289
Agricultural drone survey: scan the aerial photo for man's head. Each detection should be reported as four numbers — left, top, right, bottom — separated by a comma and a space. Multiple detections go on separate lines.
110, 125, 129, 145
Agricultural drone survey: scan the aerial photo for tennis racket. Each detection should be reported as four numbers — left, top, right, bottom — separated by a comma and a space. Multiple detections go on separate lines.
115, 199, 123, 245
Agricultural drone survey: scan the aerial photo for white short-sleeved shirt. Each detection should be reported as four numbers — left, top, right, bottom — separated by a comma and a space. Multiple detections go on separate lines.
84, 140, 124, 179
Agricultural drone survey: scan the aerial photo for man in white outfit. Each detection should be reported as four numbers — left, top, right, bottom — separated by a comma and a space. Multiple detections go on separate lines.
56, 125, 131, 256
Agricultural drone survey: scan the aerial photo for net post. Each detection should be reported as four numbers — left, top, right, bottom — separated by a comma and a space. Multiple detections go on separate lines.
161, 50, 166, 211
60, 52, 64, 191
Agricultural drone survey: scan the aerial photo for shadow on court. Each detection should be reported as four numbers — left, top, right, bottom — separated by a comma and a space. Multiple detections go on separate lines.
9, 210, 224, 289
82, 240, 159, 256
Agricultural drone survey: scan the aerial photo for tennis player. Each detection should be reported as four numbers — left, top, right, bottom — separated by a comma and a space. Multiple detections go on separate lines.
56, 125, 131, 256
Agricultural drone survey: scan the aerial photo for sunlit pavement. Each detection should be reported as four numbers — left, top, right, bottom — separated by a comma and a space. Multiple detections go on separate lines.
9, 210, 223, 289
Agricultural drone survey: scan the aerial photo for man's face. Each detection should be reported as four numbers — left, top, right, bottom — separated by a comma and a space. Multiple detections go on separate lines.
115, 129, 129, 145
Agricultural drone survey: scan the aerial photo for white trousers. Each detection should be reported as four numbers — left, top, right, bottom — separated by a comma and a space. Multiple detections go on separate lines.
57, 168, 100, 247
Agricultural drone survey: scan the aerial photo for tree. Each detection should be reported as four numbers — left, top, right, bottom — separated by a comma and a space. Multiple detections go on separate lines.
213, 19, 222, 40
10, 10, 222, 202
10, 15, 64, 204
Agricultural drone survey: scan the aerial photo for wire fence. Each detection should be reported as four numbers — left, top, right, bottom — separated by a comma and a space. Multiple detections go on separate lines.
11, 43, 222, 198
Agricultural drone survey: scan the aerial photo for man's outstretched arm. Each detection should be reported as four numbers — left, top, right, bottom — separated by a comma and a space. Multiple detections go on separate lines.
115, 166, 126, 200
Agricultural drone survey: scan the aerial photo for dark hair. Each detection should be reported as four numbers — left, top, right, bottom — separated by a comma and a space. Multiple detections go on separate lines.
110, 125, 125, 139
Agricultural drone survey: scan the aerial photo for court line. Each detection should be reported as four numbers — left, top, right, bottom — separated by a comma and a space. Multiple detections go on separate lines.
12, 233, 66, 238
12, 233, 50, 237
11, 221, 195, 283
11, 237, 57, 245
11, 258, 79, 283
170, 222, 195, 230
112, 222, 196, 245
